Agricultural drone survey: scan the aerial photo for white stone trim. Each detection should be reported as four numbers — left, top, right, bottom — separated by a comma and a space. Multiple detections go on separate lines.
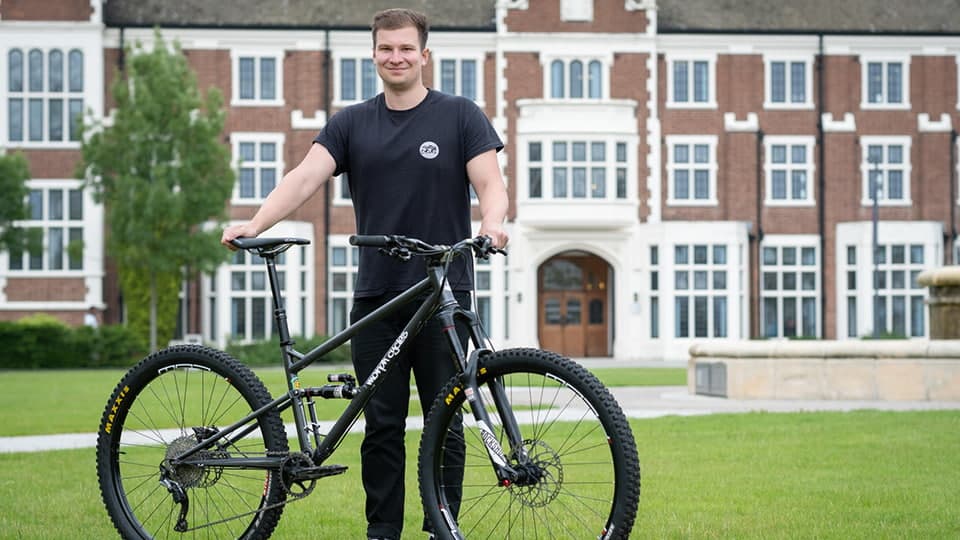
822, 113, 856, 132
723, 112, 758, 132
291, 110, 326, 130
918, 113, 952, 133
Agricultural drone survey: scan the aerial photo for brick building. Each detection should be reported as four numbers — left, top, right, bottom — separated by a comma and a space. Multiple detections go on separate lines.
2, 0, 958, 360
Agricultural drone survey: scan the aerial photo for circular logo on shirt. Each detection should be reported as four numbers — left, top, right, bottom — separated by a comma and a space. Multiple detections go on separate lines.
419, 141, 439, 160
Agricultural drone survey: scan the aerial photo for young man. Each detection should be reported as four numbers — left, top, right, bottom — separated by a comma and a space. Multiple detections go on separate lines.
221, 8, 509, 539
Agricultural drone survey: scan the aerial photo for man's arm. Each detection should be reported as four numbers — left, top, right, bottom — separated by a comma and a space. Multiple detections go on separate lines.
221, 143, 337, 245
467, 149, 509, 248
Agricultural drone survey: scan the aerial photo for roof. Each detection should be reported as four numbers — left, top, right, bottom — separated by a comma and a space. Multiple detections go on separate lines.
657, 0, 960, 34
103, 0, 497, 30
102, 0, 960, 35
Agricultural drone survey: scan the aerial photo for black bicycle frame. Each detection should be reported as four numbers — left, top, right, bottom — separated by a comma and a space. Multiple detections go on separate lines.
171, 249, 524, 479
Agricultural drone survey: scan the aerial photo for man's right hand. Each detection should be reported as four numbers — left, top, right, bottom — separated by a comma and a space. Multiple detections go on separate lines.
221, 222, 260, 250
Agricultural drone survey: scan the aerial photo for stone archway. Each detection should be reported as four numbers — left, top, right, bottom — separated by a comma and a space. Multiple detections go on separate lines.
537, 251, 612, 357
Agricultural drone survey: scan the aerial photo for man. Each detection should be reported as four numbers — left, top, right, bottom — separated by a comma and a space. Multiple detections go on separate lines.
221, 8, 509, 539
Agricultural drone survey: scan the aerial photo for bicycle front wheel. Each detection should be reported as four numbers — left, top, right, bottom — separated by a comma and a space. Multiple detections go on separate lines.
419, 348, 640, 540
95, 345, 289, 539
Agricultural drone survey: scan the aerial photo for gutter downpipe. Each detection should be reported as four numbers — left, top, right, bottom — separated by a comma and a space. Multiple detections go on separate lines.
817, 33, 827, 337
951, 129, 957, 263
322, 28, 331, 336
755, 128, 764, 338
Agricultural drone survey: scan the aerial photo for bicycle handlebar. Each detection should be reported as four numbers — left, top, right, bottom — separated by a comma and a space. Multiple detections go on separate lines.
349, 234, 507, 260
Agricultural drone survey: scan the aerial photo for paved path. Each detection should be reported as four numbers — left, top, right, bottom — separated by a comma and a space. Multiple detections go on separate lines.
2, 384, 957, 454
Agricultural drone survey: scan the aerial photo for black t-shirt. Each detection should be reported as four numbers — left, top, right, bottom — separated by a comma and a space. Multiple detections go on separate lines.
314, 90, 503, 297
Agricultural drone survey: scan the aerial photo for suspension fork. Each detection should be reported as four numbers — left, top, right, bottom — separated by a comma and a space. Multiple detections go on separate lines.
437, 294, 526, 481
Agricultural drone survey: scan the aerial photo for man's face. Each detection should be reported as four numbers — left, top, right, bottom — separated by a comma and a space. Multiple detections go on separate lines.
373, 26, 428, 90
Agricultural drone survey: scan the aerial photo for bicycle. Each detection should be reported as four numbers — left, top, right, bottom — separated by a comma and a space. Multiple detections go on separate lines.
96, 234, 640, 539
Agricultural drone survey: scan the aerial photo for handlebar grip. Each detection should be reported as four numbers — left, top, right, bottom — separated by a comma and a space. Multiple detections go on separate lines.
349, 235, 392, 247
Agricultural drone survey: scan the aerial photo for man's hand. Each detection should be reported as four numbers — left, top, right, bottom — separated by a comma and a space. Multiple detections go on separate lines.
221, 222, 260, 250
478, 225, 509, 250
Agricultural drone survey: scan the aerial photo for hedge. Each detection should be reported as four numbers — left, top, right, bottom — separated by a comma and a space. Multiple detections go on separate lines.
0, 315, 145, 369
226, 334, 351, 367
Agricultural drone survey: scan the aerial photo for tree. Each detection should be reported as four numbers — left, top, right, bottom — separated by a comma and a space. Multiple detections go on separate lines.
79, 30, 235, 351
0, 152, 41, 255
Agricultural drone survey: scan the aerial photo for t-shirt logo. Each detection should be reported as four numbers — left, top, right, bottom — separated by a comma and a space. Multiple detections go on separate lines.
419, 141, 439, 160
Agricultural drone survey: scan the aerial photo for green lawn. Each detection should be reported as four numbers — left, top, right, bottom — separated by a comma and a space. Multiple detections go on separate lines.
0, 366, 685, 436
1, 411, 958, 539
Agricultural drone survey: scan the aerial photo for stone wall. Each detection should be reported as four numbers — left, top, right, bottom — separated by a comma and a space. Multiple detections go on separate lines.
689, 341, 960, 401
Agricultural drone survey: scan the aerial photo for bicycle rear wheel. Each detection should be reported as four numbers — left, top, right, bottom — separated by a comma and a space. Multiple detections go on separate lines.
96, 345, 288, 539
419, 348, 640, 540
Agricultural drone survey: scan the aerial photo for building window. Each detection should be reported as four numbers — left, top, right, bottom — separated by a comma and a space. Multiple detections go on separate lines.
870, 244, 927, 337
437, 58, 478, 101
760, 241, 819, 338
765, 137, 815, 205
861, 137, 911, 205
526, 139, 629, 201
674, 244, 728, 338
328, 242, 359, 335
231, 133, 284, 204
232, 53, 282, 105
666, 136, 717, 205
339, 58, 378, 103
846, 245, 858, 337
8, 183, 85, 272
547, 58, 604, 100
7, 48, 84, 144
475, 257, 492, 332
668, 57, 714, 107
229, 249, 284, 341
862, 59, 909, 108
765, 59, 810, 108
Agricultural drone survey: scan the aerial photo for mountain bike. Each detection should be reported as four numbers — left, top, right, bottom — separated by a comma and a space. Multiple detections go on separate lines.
96, 234, 640, 539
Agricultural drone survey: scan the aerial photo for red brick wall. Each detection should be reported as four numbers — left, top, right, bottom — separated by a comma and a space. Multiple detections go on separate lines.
4, 278, 86, 301
504, 52, 543, 223
1, 0, 91, 21
505, 1, 648, 33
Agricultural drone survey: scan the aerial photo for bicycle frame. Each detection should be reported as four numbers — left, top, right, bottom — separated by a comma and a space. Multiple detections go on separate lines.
170, 246, 524, 483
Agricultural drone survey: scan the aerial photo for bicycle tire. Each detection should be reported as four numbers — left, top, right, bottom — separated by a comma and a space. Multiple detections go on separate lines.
419, 348, 640, 540
96, 345, 289, 539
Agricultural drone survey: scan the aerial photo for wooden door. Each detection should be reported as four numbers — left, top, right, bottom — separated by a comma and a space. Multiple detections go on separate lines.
538, 254, 609, 357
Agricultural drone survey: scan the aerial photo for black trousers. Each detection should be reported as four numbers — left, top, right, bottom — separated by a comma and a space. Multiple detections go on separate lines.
350, 291, 470, 539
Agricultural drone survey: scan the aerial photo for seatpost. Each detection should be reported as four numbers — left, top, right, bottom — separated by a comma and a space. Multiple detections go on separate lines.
264, 255, 293, 347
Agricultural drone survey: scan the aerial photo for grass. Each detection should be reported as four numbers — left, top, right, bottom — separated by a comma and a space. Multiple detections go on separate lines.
0, 366, 685, 437
1, 410, 958, 539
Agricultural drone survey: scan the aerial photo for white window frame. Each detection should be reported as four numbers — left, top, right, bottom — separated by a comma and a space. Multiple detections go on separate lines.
332, 173, 352, 207
4, 46, 85, 148
230, 132, 285, 205
230, 50, 284, 107
327, 236, 359, 336
759, 235, 821, 339
764, 136, 816, 206
433, 55, 485, 106
334, 55, 381, 106
542, 55, 609, 101
523, 137, 632, 202
666, 54, 717, 109
6, 179, 87, 276
672, 243, 730, 339
860, 136, 912, 207
665, 135, 718, 206
860, 56, 910, 110
763, 55, 814, 110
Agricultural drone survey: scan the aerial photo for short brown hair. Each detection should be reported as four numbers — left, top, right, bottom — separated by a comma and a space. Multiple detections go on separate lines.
372, 8, 429, 49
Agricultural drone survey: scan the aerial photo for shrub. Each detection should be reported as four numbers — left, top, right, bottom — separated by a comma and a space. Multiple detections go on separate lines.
0, 319, 144, 369
226, 335, 351, 367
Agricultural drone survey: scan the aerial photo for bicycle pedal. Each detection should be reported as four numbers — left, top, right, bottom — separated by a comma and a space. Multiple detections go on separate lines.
291, 464, 348, 481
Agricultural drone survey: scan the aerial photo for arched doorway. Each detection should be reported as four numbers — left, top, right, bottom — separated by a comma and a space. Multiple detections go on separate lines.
538, 251, 612, 357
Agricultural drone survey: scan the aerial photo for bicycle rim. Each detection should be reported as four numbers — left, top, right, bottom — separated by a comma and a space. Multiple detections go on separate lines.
96, 345, 288, 539
420, 348, 640, 540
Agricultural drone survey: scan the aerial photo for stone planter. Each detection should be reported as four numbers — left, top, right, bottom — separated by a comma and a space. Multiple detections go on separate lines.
918, 267, 960, 339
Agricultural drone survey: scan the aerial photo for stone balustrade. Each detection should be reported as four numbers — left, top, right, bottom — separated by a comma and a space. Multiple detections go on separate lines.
688, 340, 960, 401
